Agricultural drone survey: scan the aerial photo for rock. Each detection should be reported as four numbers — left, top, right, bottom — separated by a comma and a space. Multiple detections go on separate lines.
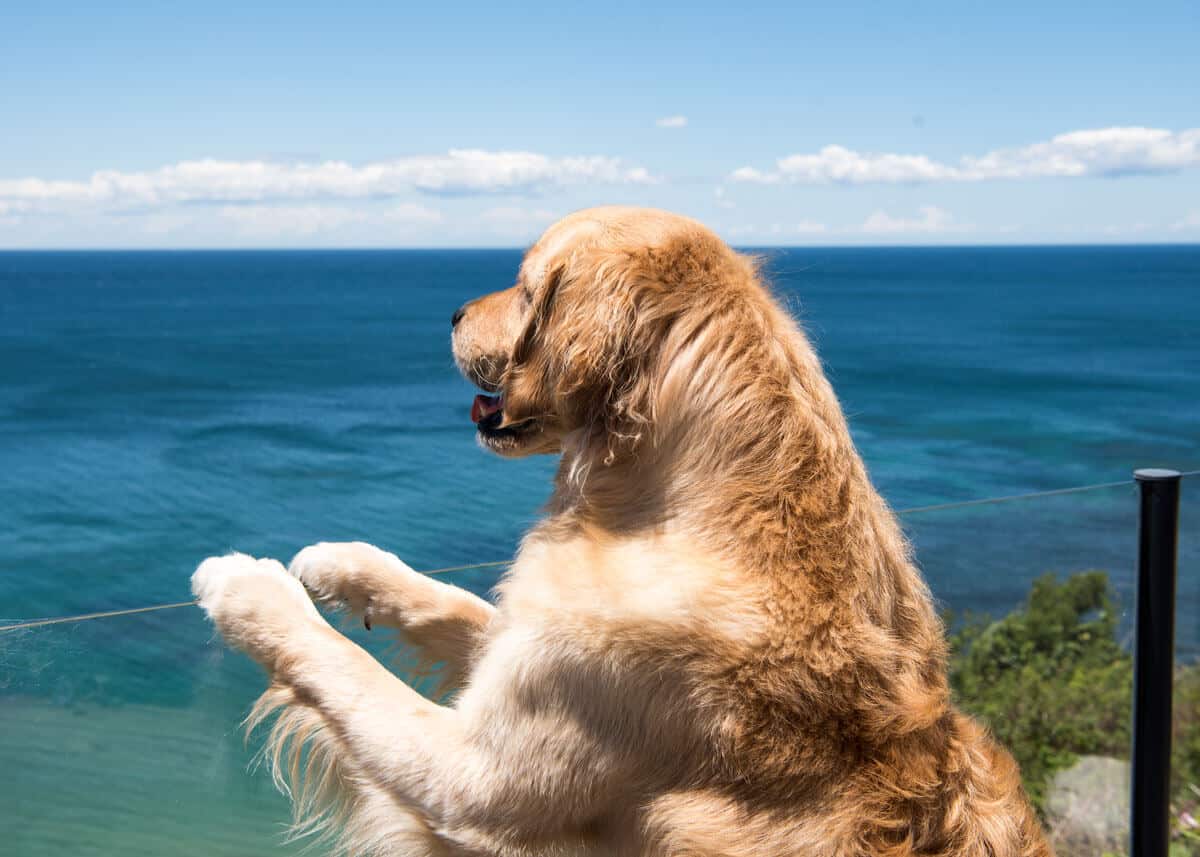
1045, 755, 1129, 856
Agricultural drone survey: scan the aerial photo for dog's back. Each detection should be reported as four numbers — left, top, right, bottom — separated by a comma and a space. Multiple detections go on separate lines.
458, 209, 1052, 854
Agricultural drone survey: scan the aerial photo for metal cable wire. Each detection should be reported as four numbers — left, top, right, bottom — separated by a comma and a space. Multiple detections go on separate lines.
896, 480, 1134, 514
3, 471, 1195, 634
0, 560, 512, 633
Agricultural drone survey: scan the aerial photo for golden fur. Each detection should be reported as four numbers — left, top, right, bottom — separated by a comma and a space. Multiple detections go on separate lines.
193, 206, 1052, 856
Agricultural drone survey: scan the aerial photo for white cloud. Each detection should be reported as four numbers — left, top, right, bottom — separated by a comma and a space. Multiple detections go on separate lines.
1172, 211, 1200, 232
729, 167, 769, 183
0, 150, 656, 213
732, 126, 1200, 185
739, 149, 957, 185
655, 115, 688, 129
860, 206, 966, 235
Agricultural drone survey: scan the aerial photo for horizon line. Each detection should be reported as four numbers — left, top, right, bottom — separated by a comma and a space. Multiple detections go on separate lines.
1, 240, 1198, 253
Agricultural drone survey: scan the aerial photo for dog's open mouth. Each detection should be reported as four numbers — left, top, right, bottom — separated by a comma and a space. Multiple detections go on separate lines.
470, 393, 536, 449
471, 393, 506, 431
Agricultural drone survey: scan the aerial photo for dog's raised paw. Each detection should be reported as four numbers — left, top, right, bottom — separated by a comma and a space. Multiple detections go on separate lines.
192, 552, 324, 631
288, 541, 403, 612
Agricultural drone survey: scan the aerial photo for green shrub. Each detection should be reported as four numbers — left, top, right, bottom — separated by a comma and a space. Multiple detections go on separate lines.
947, 570, 1200, 852
947, 571, 1134, 810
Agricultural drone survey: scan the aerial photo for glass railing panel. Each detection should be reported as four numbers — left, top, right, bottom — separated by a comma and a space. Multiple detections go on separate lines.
2, 476, 1193, 857
2, 610, 295, 856
0, 566, 486, 857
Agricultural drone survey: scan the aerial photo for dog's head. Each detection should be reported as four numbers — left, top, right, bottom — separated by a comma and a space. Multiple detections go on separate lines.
451, 206, 757, 459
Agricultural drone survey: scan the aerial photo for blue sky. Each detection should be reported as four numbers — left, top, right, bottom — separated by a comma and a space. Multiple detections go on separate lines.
1, 1, 1198, 247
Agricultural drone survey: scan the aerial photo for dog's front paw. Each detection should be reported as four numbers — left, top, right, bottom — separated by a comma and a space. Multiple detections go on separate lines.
289, 542, 414, 625
192, 553, 328, 661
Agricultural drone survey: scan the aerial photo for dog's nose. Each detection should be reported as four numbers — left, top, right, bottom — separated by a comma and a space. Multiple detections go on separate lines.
451, 305, 467, 329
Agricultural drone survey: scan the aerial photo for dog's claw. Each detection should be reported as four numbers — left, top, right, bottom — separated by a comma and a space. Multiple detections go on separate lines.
363, 604, 373, 631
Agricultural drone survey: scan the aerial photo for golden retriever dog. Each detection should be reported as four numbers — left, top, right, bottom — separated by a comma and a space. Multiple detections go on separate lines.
192, 206, 1051, 856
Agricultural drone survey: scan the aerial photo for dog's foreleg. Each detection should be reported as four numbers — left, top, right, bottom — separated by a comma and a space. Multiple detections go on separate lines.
193, 553, 611, 855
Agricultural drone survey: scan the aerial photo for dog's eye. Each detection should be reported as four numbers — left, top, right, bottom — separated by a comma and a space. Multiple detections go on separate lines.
521, 286, 533, 305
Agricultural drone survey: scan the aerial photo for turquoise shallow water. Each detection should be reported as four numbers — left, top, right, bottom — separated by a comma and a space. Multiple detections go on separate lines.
0, 246, 1197, 854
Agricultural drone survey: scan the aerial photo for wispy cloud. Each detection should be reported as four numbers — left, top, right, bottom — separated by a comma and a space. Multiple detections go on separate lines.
727, 221, 829, 238
480, 206, 558, 223
1100, 221, 1153, 236
779, 221, 826, 235
217, 202, 442, 238
732, 127, 1200, 185
382, 203, 444, 224
0, 151, 656, 213
1172, 211, 1200, 232
729, 207, 968, 241
479, 206, 560, 238
219, 204, 366, 237
860, 205, 967, 235
655, 115, 688, 129
0, 200, 28, 225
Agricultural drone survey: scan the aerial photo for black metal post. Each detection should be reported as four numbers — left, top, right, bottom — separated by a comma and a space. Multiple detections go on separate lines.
1131, 468, 1182, 857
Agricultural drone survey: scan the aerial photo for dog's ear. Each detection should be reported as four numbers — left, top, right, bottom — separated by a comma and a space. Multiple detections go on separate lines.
503, 249, 687, 453
503, 255, 642, 435
553, 252, 668, 445
510, 263, 564, 370
500, 264, 565, 428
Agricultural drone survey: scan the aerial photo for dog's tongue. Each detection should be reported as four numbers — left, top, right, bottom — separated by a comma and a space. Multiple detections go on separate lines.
471, 394, 503, 424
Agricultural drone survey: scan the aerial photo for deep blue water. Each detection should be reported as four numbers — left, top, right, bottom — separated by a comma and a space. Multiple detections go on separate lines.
0, 246, 1197, 854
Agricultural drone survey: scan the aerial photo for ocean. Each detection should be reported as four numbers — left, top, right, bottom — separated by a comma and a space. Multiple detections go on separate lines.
1, 246, 1197, 854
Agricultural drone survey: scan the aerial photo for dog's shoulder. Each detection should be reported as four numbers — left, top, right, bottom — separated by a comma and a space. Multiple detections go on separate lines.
493, 526, 769, 653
